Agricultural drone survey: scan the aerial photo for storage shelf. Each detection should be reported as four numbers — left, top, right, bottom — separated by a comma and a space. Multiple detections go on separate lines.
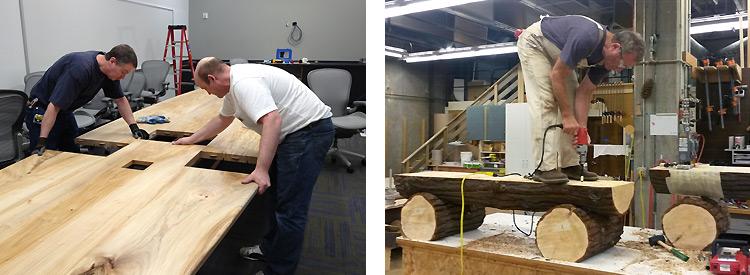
728, 207, 750, 216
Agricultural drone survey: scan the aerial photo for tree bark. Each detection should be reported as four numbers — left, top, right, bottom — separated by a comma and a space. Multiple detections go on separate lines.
536, 204, 624, 262
650, 166, 750, 200
662, 196, 729, 250
400, 193, 485, 241
395, 171, 634, 216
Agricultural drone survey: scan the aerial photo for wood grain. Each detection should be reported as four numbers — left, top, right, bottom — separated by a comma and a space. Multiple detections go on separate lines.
394, 171, 634, 216
76, 90, 261, 164
0, 140, 257, 274
536, 204, 624, 262
400, 193, 484, 241
662, 197, 729, 250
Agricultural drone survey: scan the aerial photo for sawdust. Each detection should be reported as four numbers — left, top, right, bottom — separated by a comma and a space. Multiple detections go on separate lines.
630, 228, 653, 240
617, 241, 709, 274
464, 232, 541, 258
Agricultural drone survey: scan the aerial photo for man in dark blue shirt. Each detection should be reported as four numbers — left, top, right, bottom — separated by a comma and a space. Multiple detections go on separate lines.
26, 44, 149, 155
517, 15, 645, 184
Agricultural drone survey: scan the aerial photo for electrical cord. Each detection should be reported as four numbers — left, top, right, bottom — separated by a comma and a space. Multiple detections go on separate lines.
512, 210, 536, 236
288, 22, 303, 46
527, 124, 563, 179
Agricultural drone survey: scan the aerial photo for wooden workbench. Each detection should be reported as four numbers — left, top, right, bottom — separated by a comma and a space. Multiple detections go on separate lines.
397, 213, 710, 275
0, 140, 257, 273
77, 90, 261, 163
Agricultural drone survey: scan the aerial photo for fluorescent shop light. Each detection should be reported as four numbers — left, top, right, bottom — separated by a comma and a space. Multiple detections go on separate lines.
403, 42, 517, 63
384, 0, 487, 18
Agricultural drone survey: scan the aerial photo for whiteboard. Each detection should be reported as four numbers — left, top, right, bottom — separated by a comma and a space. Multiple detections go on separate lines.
22, 0, 172, 71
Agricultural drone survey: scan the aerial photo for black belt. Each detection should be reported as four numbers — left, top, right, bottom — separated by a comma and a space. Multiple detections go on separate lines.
301, 117, 330, 131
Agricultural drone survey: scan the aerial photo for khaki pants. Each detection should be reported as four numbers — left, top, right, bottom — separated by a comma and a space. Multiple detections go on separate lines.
517, 21, 581, 171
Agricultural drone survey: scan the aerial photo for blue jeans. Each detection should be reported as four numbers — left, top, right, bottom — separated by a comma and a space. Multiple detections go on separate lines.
24, 105, 80, 153
261, 117, 334, 275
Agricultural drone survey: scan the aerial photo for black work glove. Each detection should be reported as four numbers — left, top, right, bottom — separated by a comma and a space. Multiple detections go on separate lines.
129, 123, 150, 139
33, 137, 47, 156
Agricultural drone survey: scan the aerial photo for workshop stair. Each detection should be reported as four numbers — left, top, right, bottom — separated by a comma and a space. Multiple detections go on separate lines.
401, 64, 522, 173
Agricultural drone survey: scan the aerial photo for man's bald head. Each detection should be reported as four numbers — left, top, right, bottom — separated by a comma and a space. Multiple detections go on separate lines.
195, 57, 227, 84
195, 57, 231, 98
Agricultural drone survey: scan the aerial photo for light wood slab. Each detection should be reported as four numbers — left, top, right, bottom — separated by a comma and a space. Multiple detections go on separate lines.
0, 140, 257, 274
76, 90, 261, 163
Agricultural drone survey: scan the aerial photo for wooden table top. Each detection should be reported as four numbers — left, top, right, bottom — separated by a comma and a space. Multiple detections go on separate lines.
77, 90, 261, 163
0, 140, 257, 274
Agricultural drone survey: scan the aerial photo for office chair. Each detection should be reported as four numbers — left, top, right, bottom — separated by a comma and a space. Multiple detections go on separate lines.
229, 58, 248, 65
124, 71, 147, 110
23, 71, 45, 98
0, 90, 27, 166
25, 71, 100, 129
307, 68, 365, 173
140, 60, 171, 104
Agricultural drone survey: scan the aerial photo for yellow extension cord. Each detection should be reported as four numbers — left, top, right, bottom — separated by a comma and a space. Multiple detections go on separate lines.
460, 172, 489, 275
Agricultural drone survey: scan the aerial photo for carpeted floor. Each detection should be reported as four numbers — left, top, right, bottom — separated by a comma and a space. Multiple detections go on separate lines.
197, 134, 366, 275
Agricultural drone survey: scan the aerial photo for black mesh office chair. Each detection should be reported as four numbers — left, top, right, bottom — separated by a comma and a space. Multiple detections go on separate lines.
0, 90, 28, 166
141, 60, 171, 104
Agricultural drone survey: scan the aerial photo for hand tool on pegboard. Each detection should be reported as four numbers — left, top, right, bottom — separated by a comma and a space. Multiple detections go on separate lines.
703, 59, 713, 131
716, 60, 726, 129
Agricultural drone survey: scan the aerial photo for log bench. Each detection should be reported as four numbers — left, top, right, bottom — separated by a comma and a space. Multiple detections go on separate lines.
395, 171, 635, 262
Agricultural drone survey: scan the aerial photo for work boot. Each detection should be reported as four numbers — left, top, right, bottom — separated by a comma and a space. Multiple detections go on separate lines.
561, 165, 599, 181
531, 169, 569, 185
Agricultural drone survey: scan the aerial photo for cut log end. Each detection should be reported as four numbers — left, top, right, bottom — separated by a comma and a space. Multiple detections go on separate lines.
536, 204, 623, 262
400, 193, 485, 241
535, 207, 589, 262
612, 183, 635, 214
662, 197, 729, 250
401, 194, 438, 241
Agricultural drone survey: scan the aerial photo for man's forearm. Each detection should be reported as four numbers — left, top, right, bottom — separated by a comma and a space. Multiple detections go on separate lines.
40, 103, 60, 138
191, 115, 233, 142
115, 97, 136, 125
575, 78, 596, 128
255, 115, 281, 172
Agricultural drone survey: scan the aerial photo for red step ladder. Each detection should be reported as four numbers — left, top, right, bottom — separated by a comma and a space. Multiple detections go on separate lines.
163, 25, 195, 95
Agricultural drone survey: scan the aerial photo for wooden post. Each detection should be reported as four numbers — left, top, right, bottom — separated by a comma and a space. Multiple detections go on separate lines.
517, 68, 526, 103
402, 118, 408, 161
741, 13, 745, 68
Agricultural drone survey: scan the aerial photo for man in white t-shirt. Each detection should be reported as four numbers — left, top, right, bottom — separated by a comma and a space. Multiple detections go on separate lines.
173, 57, 334, 275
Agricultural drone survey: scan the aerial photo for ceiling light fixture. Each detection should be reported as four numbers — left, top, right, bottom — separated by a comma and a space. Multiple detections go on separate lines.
691, 13, 747, 35
384, 0, 487, 18
385, 46, 407, 58
403, 42, 517, 63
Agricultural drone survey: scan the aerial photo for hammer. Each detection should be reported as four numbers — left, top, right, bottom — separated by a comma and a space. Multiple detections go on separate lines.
648, 235, 689, 262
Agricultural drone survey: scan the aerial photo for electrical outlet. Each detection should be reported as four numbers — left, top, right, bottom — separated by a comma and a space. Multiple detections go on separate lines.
202, 12, 208, 19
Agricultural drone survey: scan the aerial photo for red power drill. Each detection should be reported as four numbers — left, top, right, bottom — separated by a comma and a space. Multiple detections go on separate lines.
575, 127, 590, 181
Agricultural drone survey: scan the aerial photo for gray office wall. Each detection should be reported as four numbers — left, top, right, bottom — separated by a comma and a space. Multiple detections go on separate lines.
189, 0, 365, 61
1, 0, 189, 91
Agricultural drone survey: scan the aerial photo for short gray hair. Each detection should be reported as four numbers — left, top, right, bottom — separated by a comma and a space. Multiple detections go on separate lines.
614, 31, 646, 61
195, 57, 225, 83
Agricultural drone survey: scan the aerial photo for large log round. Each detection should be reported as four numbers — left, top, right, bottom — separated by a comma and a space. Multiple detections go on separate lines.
662, 196, 729, 250
395, 172, 634, 216
400, 193, 485, 241
536, 204, 623, 262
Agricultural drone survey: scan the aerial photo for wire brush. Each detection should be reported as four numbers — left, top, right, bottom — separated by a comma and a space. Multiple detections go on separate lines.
642, 78, 654, 99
